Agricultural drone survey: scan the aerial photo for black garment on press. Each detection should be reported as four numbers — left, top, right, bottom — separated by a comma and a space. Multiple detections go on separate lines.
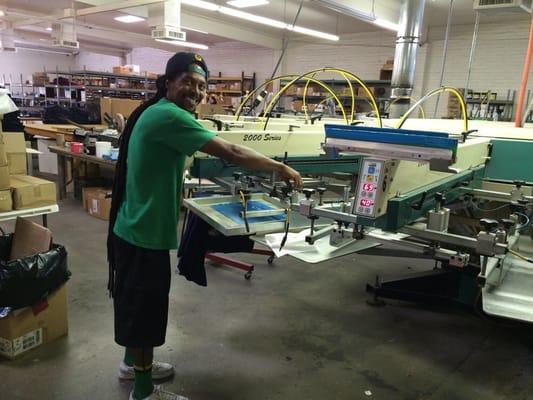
177, 213, 254, 286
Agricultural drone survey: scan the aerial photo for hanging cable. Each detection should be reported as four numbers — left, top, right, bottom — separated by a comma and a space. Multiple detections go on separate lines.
258, 74, 348, 128
508, 249, 533, 264
397, 86, 468, 133
260, 67, 382, 130
269, 0, 305, 80
279, 207, 291, 251
235, 75, 347, 123
515, 212, 530, 231
471, 201, 509, 212
385, 97, 426, 119
239, 190, 250, 233
303, 72, 356, 123
433, 0, 454, 118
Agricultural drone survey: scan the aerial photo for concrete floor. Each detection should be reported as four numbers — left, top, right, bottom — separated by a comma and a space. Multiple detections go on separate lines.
2, 199, 533, 400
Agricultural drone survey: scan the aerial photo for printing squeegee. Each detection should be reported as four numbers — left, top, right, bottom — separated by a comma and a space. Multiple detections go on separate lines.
323, 125, 459, 166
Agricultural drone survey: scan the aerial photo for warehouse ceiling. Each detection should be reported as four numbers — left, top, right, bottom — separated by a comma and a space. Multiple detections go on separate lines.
0, 0, 530, 56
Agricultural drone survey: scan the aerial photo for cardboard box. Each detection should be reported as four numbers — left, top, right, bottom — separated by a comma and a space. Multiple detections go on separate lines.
83, 187, 112, 220
10, 175, 57, 210
10, 217, 52, 260
82, 187, 102, 211
0, 189, 12, 212
0, 136, 7, 167
112, 66, 133, 75
3, 132, 27, 175
32, 72, 48, 86
0, 165, 10, 191
100, 98, 142, 122
145, 72, 159, 79
0, 284, 68, 359
196, 104, 225, 119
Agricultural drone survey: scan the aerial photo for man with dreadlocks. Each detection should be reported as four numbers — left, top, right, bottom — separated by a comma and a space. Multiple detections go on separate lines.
107, 52, 303, 400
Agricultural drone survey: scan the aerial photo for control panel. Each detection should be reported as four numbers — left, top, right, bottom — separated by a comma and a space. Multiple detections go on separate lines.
352, 159, 383, 217
351, 158, 399, 219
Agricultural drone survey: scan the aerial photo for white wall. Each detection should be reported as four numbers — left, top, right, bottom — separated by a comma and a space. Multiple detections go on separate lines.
126, 47, 181, 75
284, 31, 395, 80
413, 19, 533, 118
74, 50, 122, 73
127, 43, 279, 86
0, 49, 75, 85
0, 49, 122, 85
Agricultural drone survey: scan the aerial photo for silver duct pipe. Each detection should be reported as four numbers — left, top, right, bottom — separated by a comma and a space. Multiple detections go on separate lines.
389, 0, 426, 118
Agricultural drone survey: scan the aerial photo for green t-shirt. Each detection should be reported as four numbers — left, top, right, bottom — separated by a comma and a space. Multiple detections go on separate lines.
113, 97, 216, 249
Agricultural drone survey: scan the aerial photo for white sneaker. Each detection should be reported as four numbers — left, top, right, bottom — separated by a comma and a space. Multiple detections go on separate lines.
119, 361, 175, 380
129, 385, 189, 400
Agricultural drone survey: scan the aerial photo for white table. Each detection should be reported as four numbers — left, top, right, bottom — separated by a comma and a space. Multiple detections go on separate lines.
0, 204, 59, 227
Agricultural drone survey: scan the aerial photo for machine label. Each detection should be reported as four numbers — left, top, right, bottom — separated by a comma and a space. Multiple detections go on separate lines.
243, 134, 263, 142
360, 198, 374, 207
243, 134, 282, 142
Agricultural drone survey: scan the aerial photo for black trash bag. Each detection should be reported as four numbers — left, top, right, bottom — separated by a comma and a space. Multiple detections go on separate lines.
0, 235, 70, 309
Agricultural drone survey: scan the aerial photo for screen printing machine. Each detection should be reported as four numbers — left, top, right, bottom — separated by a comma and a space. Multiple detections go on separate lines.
183, 115, 533, 324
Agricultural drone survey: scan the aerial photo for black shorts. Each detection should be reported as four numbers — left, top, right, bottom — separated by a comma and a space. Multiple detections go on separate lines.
111, 233, 171, 348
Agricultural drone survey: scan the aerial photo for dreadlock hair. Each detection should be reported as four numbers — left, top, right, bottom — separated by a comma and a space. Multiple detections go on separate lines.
106, 75, 167, 297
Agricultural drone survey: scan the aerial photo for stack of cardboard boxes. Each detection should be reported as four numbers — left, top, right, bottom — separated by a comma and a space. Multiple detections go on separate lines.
447, 88, 466, 119
0, 132, 57, 212
0, 218, 68, 359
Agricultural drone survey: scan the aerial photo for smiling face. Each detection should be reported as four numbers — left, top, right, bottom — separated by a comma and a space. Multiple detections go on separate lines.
165, 70, 207, 112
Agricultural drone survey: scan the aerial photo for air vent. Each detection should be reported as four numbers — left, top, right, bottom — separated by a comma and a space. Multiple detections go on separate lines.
52, 39, 80, 49
474, 0, 532, 12
151, 26, 186, 41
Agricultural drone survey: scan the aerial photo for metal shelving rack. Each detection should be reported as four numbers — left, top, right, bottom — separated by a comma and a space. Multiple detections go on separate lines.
2, 67, 158, 118
279, 79, 392, 115
207, 72, 256, 96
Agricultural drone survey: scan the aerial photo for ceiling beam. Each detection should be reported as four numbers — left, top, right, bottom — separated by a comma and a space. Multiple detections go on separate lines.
12, 1, 282, 49
65, 0, 163, 18
78, 0, 283, 48
181, 12, 282, 49
13, 27, 130, 57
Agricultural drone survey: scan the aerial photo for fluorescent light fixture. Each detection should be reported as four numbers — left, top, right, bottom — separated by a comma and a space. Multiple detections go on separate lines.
315, 0, 398, 32
373, 18, 399, 32
46, 27, 52, 31
155, 38, 208, 50
226, 0, 269, 8
182, 26, 209, 35
219, 6, 287, 29
0, 10, 5, 17
287, 25, 339, 41
182, 0, 338, 41
315, 0, 374, 21
114, 15, 145, 23
181, 0, 219, 11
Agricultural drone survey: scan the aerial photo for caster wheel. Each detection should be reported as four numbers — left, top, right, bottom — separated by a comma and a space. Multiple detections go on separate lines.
244, 271, 252, 280
267, 256, 274, 265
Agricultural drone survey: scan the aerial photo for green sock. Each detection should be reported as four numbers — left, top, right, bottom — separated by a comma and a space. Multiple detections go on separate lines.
133, 367, 154, 400
124, 348, 134, 367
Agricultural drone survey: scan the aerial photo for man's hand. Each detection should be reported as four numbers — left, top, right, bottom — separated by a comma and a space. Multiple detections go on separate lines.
279, 163, 303, 189
201, 137, 304, 188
